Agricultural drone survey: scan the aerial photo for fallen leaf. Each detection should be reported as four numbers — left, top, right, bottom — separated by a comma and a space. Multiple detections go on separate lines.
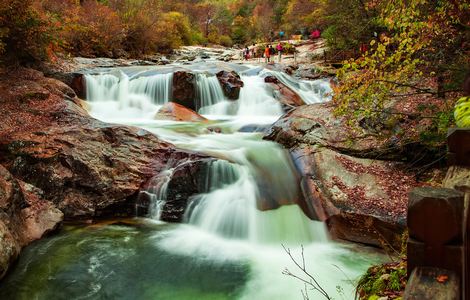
436, 275, 448, 283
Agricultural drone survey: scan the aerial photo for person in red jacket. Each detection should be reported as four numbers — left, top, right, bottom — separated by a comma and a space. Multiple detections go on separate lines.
264, 45, 271, 63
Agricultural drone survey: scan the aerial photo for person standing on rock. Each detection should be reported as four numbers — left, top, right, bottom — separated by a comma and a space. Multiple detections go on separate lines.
243, 46, 250, 60
276, 42, 283, 62
264, 45, 271, 63
269, 45, 275, 63
250, 44, 256, 60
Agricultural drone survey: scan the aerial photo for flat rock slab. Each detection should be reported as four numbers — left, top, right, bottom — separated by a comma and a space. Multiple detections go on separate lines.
155, 102, 207, 122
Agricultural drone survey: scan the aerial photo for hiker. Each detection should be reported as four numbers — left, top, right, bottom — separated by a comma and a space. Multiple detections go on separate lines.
264, 45, 271, 63
269, 45, 275, 63
250, 44, 256, 59
244, 46, 250, 60
310, 29, 321, 39
291, 43, 297, 65
276, 42, 283, 62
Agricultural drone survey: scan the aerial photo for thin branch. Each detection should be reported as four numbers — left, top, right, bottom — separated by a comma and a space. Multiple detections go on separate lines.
282, 244, 332, 300
376, 79, 435, 94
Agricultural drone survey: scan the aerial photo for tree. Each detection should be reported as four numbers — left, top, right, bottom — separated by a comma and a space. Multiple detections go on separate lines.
333, 0, 469, 145
0, 0, 56, 64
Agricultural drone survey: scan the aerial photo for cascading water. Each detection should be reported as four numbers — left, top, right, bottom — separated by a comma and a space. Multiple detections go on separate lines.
195, 73, 284, 117
86, 72, 173, 104
1, 64, 383, 300
141, 169, 173, 220
85, 71, 173, 120
236, 75, 284, 116
195, 74, 228, 113
260, 69, 333, 104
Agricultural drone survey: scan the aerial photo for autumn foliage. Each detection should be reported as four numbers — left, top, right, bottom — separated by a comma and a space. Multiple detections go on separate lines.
0, 0, 55, 64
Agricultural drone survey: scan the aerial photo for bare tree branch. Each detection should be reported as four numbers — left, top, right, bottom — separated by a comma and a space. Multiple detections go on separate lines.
282, 244, 332, 300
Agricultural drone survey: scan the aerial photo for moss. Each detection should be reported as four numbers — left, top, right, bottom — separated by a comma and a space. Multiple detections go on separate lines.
356, 260, 407, 300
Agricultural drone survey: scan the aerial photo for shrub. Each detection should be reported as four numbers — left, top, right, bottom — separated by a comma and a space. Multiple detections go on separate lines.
0, 0, 56, 64
219, 35, 233, 47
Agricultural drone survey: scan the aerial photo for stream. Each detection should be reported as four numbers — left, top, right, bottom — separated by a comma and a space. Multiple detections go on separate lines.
0, 62, 383, 300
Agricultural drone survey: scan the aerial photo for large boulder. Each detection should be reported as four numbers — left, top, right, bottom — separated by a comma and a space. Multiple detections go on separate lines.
155, 102, 207, 122
136, 158, 215, 222
265, 102, 439, 161
0, 67, 206, 219
216, 70, 244, 100
172, 71, 196, 110
264, 75, 305, 110
265, 102, 426, 248
291, 147, 415, 248
0, 165, 63, 279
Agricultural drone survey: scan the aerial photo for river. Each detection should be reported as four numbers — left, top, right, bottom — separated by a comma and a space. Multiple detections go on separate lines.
0, 62, 382, 300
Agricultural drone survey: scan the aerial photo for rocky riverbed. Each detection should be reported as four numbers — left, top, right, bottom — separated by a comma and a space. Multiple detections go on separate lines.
0, 54, 442, 281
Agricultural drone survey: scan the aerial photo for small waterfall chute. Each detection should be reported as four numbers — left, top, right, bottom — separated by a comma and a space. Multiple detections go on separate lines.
180, 139, 326, 245
140, 169, 173, 221
260, 70, 333, 104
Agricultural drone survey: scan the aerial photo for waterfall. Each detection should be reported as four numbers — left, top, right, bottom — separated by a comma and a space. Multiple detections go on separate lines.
85, 73, 120, 102
3, 64, 379, 300
143, 169, 173, 220
195, 74, 228, 113
85, 72, 173, 104
84, 72, 173, 120
236, 75, 284, 116
197, 74, 284, 117
260, 70, 333, 104
129, 73, 173, 105
165, 134, 326, 245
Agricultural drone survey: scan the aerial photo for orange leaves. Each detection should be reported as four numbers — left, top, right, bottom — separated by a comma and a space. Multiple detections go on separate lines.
436, 274, 449, 283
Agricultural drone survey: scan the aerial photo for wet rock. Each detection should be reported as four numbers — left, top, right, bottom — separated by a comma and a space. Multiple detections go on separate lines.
265, 102, 427, 161
0, 67, 206, 220
155, 102, 207, 122
161, 159, 214, 222
284, 65, 298, 75
0, 165, 63, 279
216, 70, 244, 100
136, 158, 215, 222
159, 57, 170, 65
0, 221, 18, 280
264, 75, 305, 110
172, 71, 197, 111
70, 73, 86, 99
290, 146, 415, 248
264, 76, 279, 83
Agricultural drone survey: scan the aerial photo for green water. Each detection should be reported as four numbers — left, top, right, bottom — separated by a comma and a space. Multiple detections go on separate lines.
0, 217, 384, 300
0, 221, 248, 300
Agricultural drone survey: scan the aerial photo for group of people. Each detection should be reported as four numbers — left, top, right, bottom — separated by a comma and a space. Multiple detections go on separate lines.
242, 42, 285, 64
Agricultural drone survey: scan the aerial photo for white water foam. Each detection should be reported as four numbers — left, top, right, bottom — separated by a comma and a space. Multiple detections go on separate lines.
83, 64, 378, 300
